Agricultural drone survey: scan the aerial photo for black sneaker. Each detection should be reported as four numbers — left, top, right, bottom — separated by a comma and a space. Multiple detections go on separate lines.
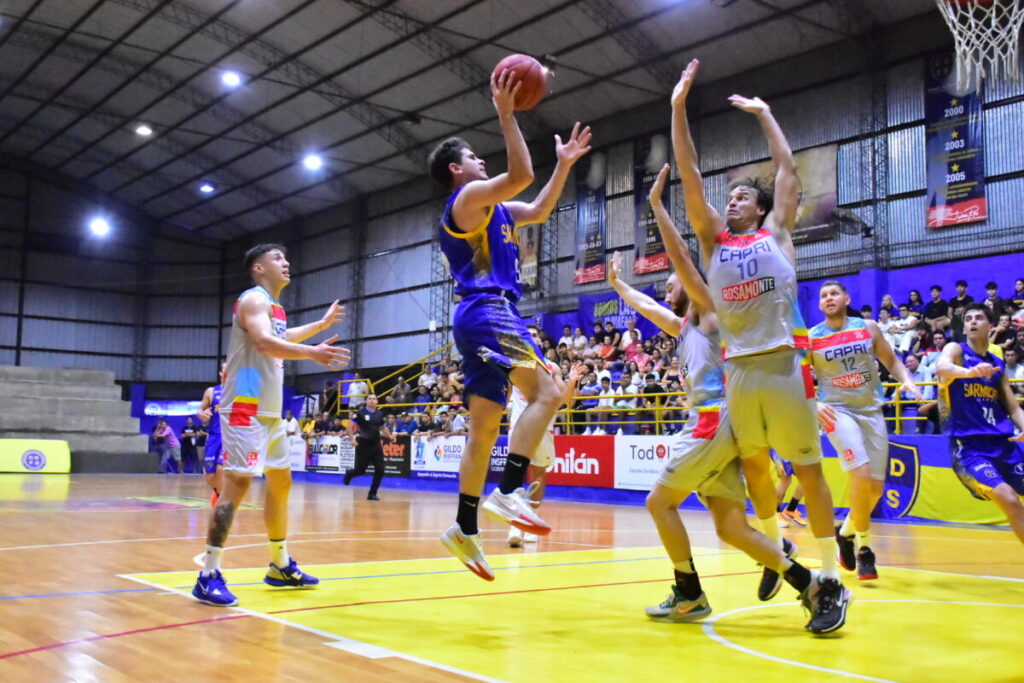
366, 494, 380, 501
835, 525, 856, 571
803, 575, 851, 634
758, 537, 798, 601
343, 469, 354, 485
856, 546, 878, 580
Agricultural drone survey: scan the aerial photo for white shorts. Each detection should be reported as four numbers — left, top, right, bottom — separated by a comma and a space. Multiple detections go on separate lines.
221, 415, 289, 476
822, 406, 889, 480
725, 348, 821, 466
657, 405, 745, 505
532, 431, 555, 468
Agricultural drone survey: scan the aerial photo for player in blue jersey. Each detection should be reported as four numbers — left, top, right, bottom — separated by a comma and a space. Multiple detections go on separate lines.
427, 68, 592, 580
937, 303, 1024, 545
198, 362, 226, 507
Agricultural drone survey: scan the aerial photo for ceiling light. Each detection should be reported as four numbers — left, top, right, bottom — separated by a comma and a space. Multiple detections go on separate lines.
135, 123, 153, 137
199, 183, 215, 194
302, 154, 323, 171
221, 70, 242, 87
88, 217, 111, 237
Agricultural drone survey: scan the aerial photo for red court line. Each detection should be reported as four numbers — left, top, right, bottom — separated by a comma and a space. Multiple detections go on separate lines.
268, 569, 763, 615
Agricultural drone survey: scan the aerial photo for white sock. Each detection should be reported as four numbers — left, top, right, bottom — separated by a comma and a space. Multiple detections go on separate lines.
839, 515, 855, 537
817, 536, 839, 579
759, 516, 783, 548
269, 539, 288, 567
203, 545, 223, 575
855, 530, 870, 550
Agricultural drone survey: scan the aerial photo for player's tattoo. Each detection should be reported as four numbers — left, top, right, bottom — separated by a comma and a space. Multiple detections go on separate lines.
207, 502, 235, 546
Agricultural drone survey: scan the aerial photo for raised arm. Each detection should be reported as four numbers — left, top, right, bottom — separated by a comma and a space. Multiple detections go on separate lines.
238, 291, 350, 369
286, 300, 344, 343
870, 321, 922, 400
452, 70, 534, 226
607, 252, 683, 338
649, 163, 714, 315
506, 122, 592, 226
670, 59, 724, 259
936, 342, 998, 383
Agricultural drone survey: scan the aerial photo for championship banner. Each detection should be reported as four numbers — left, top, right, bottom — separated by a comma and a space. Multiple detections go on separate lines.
726, 144, 837, 243
574, 175, 606, 284
578, 285, 661, 340
925, 52, 987, 228
547, 435, 614, 487
633, 134, 671, 274
410, 434, 465, 480
0, 439, 71, 473
612, 434, 673, 491
288, 435, 307, 471
519, 223, 539, 290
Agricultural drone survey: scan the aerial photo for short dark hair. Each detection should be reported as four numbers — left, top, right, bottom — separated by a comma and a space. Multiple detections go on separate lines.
244, 243, 286, 272
860, 305, 873, 313
930, 285, 942, 292
964, 302, 993, 323
727, 176, 774, 221
645, 373, 656, 381
956, 279, 967, 287
428, 137, 470, 188
821, 280, 847, 294
986, 281, 998, 289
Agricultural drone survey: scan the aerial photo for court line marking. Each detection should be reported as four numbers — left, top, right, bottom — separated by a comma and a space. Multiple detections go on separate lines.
701, 599, 1024, 682
0, 587, 157, 601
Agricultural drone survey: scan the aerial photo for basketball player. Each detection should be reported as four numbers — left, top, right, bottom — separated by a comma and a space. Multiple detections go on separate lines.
427, 69, 592, 580
607, 166, 846, 633
773, 456, 806, 528
671, 59, 849, 610
506, 327, 585, 548
198, 362, 226, 507
937, 303, 1024, 544
810, 281, 922, 579
192, 244, 349, 607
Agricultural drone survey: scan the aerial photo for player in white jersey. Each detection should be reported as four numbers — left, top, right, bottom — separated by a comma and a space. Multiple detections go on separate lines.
603, 166, 848, 634
671, 59, 849, 613
506, 325, 585, 547
810, 282, 921, 580
191, 244, 350, 607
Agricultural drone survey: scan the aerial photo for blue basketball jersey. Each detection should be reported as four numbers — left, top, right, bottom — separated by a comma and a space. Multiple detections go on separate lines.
942, 344, 1013, 438
207, 384, 223, 436
438, 187, 523, 302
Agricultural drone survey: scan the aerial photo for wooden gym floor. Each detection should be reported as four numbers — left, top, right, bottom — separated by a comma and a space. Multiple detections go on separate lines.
1, 474, 1021, 682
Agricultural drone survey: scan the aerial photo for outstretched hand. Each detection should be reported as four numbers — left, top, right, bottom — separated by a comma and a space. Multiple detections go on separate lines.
649, 163, 670, 207
320, 300, 345, 331
608, 251, 623, 284
311, 335, 351, 370
728, 94, 770, 115
671, 59, 699, 110
491, 68, 521, 119
899, 381, 923, 402
555, 122, 592, 165
971, 363, 998, 379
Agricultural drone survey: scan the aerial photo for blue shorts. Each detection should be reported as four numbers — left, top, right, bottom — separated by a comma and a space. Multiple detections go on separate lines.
204, 433, 223, 474
771, 451, 794, 477
452, 293, 544, 407
951, 435, 1024, 500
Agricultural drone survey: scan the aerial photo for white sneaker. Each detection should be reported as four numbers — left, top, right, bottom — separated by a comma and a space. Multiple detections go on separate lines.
616, 428, 624, 436
508, 525, 524, 548
593, 427, 606, 435
523, 532, 538, 543
440, 524, 494, 581
483, 487, 552, 535
583, 427, 593, 435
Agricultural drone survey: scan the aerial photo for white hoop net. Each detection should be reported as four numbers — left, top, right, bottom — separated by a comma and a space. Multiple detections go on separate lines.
935, 0, 1024, 92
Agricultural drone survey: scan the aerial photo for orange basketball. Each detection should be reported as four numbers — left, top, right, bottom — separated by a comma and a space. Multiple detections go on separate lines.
492, 54, 548, 111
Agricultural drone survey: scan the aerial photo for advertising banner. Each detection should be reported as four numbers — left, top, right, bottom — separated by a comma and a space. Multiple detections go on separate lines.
288, 435, 307, 471
410, 434, 465, 480
383, 436, 411, 478
612, 434, 673, 491
0, 439, 71, 473
519, 223, 539, 290
485, 435, 509, 484
547, 435, 614, 487
633, 134, 671, 275
574, 178, 606, 284
307, 435, 353, 473
577, 285, 661, 343
925, 52, 987, 228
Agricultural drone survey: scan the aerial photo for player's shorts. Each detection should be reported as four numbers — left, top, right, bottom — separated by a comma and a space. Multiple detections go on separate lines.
221, 414, 289, 476
724, 348, 821, 465
452, 293, 545, 406
203, 432, 223, 474
822, 406, 889, 480
657, 404, 745, 506
951, 435, 1024, 500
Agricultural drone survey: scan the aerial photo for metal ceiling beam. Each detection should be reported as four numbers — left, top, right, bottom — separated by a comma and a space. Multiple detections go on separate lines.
576, 0, 679, 87
344, 0, 547, 140
189, 0, 830, 231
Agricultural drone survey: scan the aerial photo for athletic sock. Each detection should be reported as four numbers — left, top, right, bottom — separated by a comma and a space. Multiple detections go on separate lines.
786, 497, 801, 513
457, 493, 480, 535
499, 453, 531, 495
839, 514, 855, 537
782, 559, 812, 593
855, 530, 870, 550
759, 515, 783, 548
817, 536, 839, 579
203, 545, 223, 576
673, 559, 702, 600
269, 539, 288, 567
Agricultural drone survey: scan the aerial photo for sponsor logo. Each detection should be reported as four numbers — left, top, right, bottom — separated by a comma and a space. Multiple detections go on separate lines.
842, 449, 856, 462
551, 447, 600, 475
21, 450, 46, 471
963, 382, 999, 400
983, 467, 998, 480
822, 342, 871, 361
830, 372, 871, 389
245, 451, 259, 467
720, 277, 776, 302
1014, 463, 1024, 476
629, 443, 668, 460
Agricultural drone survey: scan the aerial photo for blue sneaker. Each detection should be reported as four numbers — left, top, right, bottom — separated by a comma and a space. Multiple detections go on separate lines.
192, 570, 239, 607
264, 558, 320, 588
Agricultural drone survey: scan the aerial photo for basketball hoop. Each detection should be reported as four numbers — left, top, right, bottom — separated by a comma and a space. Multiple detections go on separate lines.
935, 0, 1024, 92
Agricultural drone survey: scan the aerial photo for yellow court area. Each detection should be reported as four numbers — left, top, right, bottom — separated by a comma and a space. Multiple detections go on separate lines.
126, 545, 1024, 683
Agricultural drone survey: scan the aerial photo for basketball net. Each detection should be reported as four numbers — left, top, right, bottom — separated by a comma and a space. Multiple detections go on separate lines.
935, 0, 1024, 92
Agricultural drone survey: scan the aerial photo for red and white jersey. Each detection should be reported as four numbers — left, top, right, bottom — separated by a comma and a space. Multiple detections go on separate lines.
508, 359, 560, 432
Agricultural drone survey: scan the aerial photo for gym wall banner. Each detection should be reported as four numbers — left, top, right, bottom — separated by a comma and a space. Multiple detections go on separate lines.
0, 439, 71, 473
547, 435, 615, 488
574, 163, 606, 284
633, 133, 671, 275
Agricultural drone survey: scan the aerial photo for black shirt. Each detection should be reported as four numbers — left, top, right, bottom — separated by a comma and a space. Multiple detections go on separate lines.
353, 407, 385, 440
923, 299, 949, 320
314, 419, 332, 434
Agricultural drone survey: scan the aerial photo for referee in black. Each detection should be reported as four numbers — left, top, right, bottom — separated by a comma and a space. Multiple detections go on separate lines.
344, 393, 395, 501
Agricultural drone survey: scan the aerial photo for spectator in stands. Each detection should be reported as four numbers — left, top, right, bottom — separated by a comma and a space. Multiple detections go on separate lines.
991, 313, 1017, 352
432, 411, 455, 437
640, 372, 665, 434
1011, 302, 1024, 329
949, 279, 974, 337
384, 413, 398, 437
346, 372, 369, 408
591, 376, 620, 435
662, 356, 681, 386
180, 417, 200, 474
920, 330, 948, 374
1005, 347, 1024, 397
577, 371, 601, 434
598, 334, 617, 362
891, 304, 920, 356
876, 307, 896, 350
859, 305, 873, 320
284, 410, 299, 438
451, 407, 468, 435
632, 341, 652, 370
1014, 328, 1024, 357
908, 324, 933, 358
541, 338, 558, 362
413, 413, 437, 435
557, 325, 575, 350
604, 321, 622, 349
923, 285, 951, 333
412, 385, 432, 413
642, 359, 659, 383
650, 348, 666, 372
906, 289, 925, 315
622, 318, 642, 348
417, 369, 437, 390
313, 411, 332, 436
330, 416, 346, 435
1011, 278, 1024, 310
663, 379, 687, 434
429, 386, 443, 408
592, 321, 604, 340
583, 335, 602, 360
614, 374, 638, 435
622, 329, 643, 361
153, 418, 181, 473
592, 358, 611, 384
624, 360, 642, 389
570, 326, 587, 354
392, 376, 412, 405
380, 393, 400, 414
902, 354, 937, 434
879, 294, 897, 316
984, 281, 1009, 316
395, 412, 417, 434
321, 380, 339, 414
